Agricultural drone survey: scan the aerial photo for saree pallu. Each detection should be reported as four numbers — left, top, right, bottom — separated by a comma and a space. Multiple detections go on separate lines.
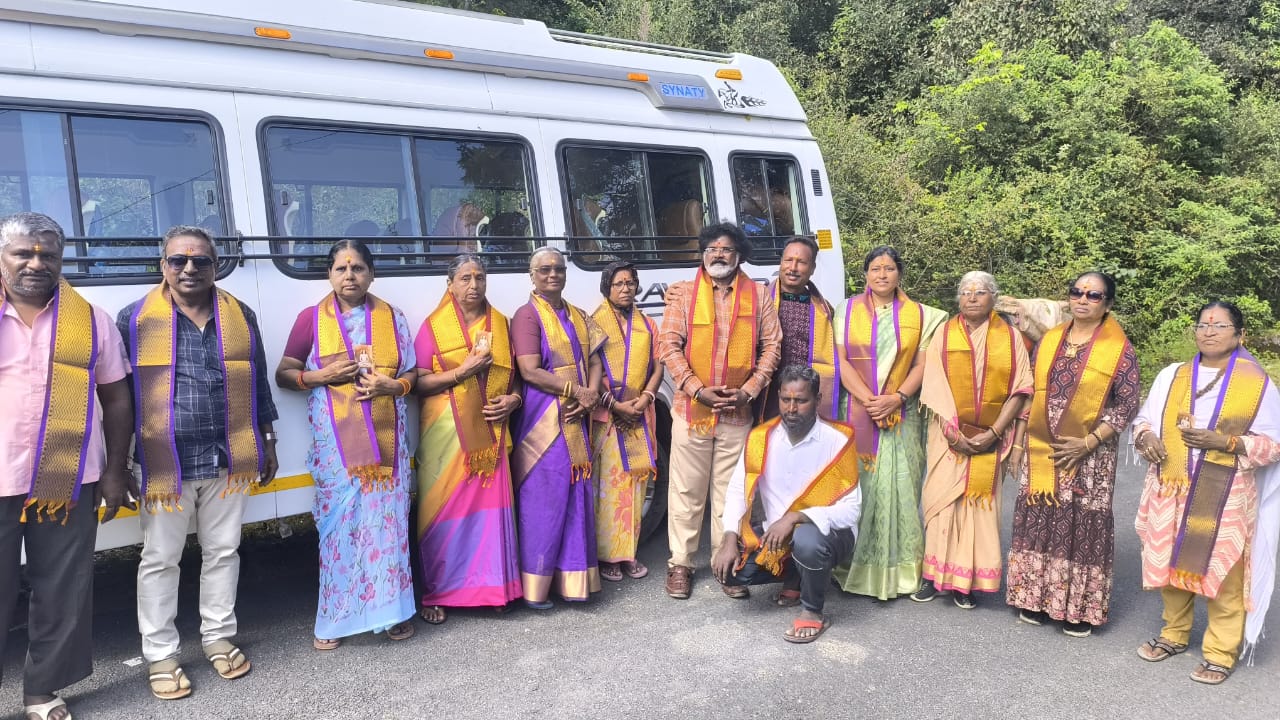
918, 318, 1033, 594
590, 302, 658, 563
1006, 325, 1140, 625
303, 302, 416, 638
413, 305, 521, 607
512, 298, 604, 603
833, 296, 947, 599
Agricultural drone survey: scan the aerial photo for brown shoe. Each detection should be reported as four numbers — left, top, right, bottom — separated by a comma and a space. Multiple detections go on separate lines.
721, 583, 750, 599
665, 565, 692, 599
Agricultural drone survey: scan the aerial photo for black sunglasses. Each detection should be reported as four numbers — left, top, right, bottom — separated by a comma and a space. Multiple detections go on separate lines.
164, 254, 215, 272
1068, 287, 1107, 303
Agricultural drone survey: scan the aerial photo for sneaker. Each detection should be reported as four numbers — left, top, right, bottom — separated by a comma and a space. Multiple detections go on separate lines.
1063, 621, 1093, 638
909, 580, 940, 603
1018, 610, 1049, 626
953, 592, 976, 610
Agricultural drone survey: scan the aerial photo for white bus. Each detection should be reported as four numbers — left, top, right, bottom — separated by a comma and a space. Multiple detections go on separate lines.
0, 0, 845, 550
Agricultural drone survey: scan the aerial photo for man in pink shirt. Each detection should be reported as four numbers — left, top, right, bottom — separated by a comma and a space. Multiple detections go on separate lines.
0, 212, 133, 720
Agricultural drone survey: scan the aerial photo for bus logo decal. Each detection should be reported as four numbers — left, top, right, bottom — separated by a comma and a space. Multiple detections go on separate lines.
659, 83, 707, 100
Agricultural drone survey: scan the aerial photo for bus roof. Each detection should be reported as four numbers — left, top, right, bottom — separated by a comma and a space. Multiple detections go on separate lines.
0, 0, 806, 121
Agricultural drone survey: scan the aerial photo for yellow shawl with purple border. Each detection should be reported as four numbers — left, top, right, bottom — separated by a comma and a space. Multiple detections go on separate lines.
738, 418, 860, 575
8, 280, 100, 523
685, 269, 757, 436
768, 280, 839, 420
1026, 316, 1129, 504
314, 292, 400, 492
592, 301, 657, 484
942, 312, 1016, 502
1159, 348, 1268, 593
530, 292, 596, 482
131, 283, 262, 511
422, 291, 514, 482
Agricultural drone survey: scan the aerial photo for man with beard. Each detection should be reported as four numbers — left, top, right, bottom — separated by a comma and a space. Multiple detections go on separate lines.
0, 212, 134, 720
118, 225, 278, 700
760, 236, 839, 422
711, 365, 861, 643
658, 222, 781, 599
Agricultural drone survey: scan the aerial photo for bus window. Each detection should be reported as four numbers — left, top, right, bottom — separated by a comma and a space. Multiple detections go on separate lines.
263, 124, 538, 276
561, 144, 711, 268
415, 137, 535, 270
730, 155, 809, 262
0, 108, 229, 282
0, 110, 76, 232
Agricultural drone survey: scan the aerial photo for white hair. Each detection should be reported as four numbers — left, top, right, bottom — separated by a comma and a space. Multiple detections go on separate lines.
528, 246, 565, 270
0, 212, 66, 251
956, 270, 999, 297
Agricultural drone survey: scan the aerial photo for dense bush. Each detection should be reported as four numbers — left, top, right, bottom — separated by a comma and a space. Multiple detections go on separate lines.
423, 0, 1280, 380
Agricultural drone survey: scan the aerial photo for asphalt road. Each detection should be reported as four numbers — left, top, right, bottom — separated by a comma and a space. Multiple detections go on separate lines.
5, 459, 1280, 720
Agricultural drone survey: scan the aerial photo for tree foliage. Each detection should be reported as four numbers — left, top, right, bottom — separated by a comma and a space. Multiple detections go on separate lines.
415, 0, 1280, 379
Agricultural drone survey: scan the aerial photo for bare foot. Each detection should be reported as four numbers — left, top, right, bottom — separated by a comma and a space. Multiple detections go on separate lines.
418, 605, 447, 624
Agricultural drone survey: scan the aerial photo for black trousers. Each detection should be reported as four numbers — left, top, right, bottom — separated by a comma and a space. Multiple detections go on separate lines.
726, 524, 855, 613
0, 493, 96, 695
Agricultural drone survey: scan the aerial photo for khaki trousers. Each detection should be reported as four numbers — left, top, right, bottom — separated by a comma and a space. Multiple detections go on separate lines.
1161, 560, 1246, 668
666, 415, 750, 569
137, 472, 246, 662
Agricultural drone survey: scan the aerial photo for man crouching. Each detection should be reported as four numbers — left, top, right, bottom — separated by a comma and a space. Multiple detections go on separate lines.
711, 364, 861, 643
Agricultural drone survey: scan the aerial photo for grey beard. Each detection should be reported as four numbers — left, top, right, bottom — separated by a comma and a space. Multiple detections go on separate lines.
705, 263, 736, 280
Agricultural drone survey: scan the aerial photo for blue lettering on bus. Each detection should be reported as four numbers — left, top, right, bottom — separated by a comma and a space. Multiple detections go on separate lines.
659, 83, 707, 100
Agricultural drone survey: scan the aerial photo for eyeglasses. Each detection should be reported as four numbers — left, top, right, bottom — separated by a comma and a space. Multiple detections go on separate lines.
1068, 287, 1107, 303
959, 290, 991, 299
164, 254, 215, 271
703, 246, 738, 258
1194, 323, 1236, 333
533, 265, 566, 276
610, 280, 639, 289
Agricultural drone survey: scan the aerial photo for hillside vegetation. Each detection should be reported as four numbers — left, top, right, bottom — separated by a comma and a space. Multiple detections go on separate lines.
422, 1, 1280, 379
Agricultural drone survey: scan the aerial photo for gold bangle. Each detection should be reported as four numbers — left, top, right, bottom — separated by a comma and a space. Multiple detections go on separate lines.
1227, 435, 1240, 453
396, 377, 412, 397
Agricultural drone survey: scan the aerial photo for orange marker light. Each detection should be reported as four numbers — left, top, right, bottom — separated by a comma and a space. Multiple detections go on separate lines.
715, 69, 743, 80
254, 27, 292, 40
425, 49, 455, 60
627, 72, 649, 82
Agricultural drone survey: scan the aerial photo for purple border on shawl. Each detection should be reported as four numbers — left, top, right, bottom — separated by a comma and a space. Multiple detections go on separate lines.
1171, 348, 1240, 568
533, 296, 590, 446
247, 309, 265, 472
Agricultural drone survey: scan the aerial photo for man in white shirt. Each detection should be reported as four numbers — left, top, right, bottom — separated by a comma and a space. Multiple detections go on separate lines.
711, 365, 862, 643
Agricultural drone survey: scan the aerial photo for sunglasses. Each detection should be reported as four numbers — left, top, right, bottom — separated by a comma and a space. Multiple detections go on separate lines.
1068, 287, 1107, 303
164, 254, 215, 271
533, 265, 566, 276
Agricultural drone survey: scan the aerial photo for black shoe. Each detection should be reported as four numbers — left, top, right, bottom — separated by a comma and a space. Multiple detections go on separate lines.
1018, 610, 1049, 625
953, 592, 976, 610
909, 579, 940, 603
1063, 621, 1093, 638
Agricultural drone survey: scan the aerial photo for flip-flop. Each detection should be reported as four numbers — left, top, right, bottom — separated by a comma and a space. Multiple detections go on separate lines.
23, 696, 73, 719
387, 621, 415, 641
783, 616, 830, 644
147, 659, 193, 700
773, 589, 802, 607
1137, 637, 1187, 663
622, 560, 649, 579
1190, 660, 1232, 685
204, 640, 251, 680
599, 562, 624, 582
418, 606, 447, 625
313, 637, 341, 651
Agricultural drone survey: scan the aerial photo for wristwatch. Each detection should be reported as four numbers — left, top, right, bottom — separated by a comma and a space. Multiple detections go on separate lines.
262, 432, 278, 442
